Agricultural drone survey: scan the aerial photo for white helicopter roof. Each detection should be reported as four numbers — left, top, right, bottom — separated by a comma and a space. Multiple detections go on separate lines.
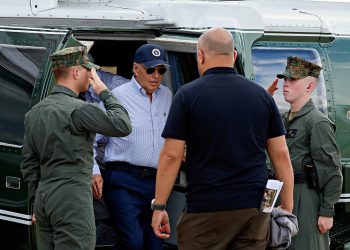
1, 0, 349, 36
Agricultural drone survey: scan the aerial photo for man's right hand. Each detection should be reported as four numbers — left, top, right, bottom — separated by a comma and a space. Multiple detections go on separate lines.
318, 216, 333, 233
152, 210, 171, 239
267, 79, 279, 96
89, 68, 107, 95
92, 174, 103, 199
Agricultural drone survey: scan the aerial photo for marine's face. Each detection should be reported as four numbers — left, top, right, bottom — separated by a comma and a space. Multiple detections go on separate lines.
282, 77, 307, 104
78, 66, 91, 92
134, 63, 165, 96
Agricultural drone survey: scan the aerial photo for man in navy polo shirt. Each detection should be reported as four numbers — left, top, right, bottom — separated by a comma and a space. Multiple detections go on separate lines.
151, 27, 294, 249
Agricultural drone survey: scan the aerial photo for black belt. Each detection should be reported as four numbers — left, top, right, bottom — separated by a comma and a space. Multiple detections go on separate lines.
294, 173, 309, 184
104, 161, 157, 179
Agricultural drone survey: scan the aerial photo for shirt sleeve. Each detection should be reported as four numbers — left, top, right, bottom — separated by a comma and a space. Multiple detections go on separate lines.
92, 165, 101, 175
162, 88, 187, 140
20, 115, 40, 202
72, 89, 132, 137
267, 95, 286, 138
310, 120, 343, 217
92, 133, 108, 175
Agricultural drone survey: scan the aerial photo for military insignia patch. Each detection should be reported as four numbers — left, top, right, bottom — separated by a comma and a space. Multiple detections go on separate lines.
286, 129, 298, 138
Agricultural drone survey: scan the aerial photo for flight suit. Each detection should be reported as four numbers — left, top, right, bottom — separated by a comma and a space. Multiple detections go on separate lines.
21, 85, 131, 250
282, 99, 343, 250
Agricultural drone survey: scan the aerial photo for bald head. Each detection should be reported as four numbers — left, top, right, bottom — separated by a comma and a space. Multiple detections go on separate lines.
197, 27, 234, 56
196, 27, 237, 75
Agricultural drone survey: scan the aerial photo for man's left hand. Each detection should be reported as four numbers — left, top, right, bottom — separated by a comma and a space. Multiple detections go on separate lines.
92, 174, 103, 199
318, 216, 333, 233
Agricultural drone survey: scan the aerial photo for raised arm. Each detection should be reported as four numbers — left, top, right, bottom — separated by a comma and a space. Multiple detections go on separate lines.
72, 68, 132, 137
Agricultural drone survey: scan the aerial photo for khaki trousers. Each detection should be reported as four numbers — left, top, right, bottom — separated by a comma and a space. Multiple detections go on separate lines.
176, 208, 270, 250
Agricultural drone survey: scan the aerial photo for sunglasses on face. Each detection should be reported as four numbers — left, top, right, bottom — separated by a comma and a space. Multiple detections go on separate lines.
143, 66, 167, 75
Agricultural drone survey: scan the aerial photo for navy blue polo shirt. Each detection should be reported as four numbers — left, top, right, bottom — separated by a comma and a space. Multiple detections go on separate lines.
162, 67, 285, 213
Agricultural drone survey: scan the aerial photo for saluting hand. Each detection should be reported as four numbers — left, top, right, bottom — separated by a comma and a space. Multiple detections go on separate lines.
267, 78, 279, 96
89, 68, 107, 95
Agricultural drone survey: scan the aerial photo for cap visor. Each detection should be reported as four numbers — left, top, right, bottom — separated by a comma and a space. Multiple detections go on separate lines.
142, 59, 169, 68
276, 73, 286, 79
83, 62, 100, 70
277, 72, 302, 80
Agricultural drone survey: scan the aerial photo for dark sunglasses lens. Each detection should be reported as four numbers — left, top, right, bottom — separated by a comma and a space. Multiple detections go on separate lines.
145, 67, 167, 75
146, 67, 156, 74
158, 67, 167, 75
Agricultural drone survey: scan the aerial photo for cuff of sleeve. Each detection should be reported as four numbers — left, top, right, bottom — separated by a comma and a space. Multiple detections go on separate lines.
99, 89, 111, 102
319, 206, 335, 217
93, 164, 101, 175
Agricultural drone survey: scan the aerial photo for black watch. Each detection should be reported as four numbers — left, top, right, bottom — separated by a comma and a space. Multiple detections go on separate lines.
151, 199, 166, 211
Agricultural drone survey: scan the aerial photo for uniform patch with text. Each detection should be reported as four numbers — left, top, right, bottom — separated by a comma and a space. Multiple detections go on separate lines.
286, 129, 298, 138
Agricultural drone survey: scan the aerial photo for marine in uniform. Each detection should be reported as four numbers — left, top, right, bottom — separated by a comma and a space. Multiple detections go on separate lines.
276, 56, 343, 250
20, 46, 132, 250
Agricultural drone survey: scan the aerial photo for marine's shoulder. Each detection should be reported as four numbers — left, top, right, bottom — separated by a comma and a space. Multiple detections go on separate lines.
307, 107, 330, 123
302, 108, 334, 132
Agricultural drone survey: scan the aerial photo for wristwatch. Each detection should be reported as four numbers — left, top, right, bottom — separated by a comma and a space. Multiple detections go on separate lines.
151, 199, 166, 211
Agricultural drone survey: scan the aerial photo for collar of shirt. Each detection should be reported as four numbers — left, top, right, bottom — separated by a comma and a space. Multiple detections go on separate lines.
130, 76, 162, 97
296, 99, 315, 117
283, 99, 315, 124
51, 84, 78, 98
291, 99, 315, 119
203, 67, 237, 76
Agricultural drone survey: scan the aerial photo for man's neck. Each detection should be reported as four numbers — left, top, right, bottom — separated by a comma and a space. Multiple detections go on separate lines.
290, 97, 310, 112
57, 82, 80, 95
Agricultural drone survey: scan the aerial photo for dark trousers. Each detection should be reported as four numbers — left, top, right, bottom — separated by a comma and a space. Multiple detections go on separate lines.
102, 162, 163, 250
177, 208, 270, 250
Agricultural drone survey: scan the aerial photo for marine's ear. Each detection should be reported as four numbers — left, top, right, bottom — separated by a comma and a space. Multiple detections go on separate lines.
306, 77, 317, 93
72, 67, 80, 80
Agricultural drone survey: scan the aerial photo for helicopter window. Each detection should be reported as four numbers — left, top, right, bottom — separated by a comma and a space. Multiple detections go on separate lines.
0, 44, 46, 146
251, 47, 327, 114
166, 50, 241, 94
167, 51, 199, 94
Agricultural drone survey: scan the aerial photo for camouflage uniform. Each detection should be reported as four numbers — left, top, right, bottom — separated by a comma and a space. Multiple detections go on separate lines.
277, 57, 343, 250
20, 46, 131, 250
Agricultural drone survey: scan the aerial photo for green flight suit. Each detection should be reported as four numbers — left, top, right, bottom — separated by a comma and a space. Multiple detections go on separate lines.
283, 99, 343, 250
20, 85, 131, 250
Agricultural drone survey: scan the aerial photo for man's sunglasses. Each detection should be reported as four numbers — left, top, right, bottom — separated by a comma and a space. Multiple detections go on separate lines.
143, 66, 167, 75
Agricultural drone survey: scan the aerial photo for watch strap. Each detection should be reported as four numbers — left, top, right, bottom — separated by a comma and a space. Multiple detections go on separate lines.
151, 199, 166, 211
